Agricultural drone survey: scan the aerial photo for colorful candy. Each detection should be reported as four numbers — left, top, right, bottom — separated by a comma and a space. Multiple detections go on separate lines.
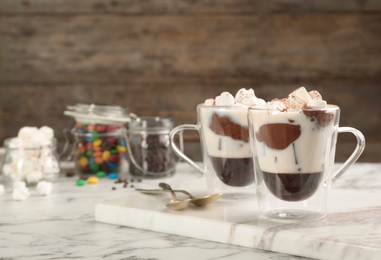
76, 179, 87, 186
87, 177, 99, 184
108, 173, 118, 179
96, 171, 106, 178
74, 123, 127, 176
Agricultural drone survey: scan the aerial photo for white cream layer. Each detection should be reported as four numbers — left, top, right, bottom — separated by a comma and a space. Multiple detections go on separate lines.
199, 107, 251, 158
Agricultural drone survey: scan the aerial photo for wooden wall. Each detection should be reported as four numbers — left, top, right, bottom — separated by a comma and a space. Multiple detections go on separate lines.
0, 0, 380, 162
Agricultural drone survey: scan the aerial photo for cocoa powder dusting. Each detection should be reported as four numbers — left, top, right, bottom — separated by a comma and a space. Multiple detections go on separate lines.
256, 123, 301, 150
210, 113, 249, 142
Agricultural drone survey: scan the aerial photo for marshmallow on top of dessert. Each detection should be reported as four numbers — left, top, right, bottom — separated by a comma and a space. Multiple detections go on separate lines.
269, 86, 327, 112
204, 88, 265, 107
251, 86, 335, 175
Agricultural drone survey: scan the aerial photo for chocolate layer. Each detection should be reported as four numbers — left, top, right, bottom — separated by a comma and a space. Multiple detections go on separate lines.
210, 156, 254, 187
263, 171, 323, 201
256, 123, 301, 150
209, 113, 249, 142
303, 109, 334, 127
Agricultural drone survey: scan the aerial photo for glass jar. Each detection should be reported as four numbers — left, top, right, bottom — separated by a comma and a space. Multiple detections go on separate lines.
1, 137, 60, 185
62, 104, 130, 177
127, 116, 176, 178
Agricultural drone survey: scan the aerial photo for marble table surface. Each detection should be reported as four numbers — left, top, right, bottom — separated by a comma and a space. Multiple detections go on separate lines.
0, 162, 380, 260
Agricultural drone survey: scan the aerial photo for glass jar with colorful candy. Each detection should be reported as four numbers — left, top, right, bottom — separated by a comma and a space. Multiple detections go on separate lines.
63, 104, 130, 177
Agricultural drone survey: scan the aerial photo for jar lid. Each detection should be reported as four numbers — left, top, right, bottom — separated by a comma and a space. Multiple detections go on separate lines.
129, 116, 173, 134
64, 103, 130, 125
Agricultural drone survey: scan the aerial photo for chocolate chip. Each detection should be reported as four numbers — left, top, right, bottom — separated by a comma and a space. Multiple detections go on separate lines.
66, 171, 75, 177
129, 133, 175, 176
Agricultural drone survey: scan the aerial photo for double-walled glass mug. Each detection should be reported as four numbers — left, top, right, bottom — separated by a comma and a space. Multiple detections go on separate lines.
170, 104, 256, 199
248, 105, 365, 220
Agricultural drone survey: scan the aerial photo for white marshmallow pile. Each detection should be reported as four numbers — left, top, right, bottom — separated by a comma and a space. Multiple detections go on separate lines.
2, 126, 58, 200
205, 88, 265, 107
271, 87, 327, 110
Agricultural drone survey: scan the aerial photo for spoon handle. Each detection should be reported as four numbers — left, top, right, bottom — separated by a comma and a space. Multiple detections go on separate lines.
159, 182, 195, 199
136, 188, 193, 197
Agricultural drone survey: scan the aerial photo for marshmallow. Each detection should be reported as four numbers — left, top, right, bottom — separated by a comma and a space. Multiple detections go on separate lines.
0, 185, 4, 196
268, 100, 287, 112
39, 126, 54, 140
13, 181, 27, 190
285, 87, 312, 109
12, 187, 30, 201
204, 99, 215, 106
26, 170, 43, 184
269, 87, 326, 110
307, 99, 327, 108
235, 88, 266, 106
38, 126, 54, 145
39, 156, 60, 175
36, 181, 53, 196
215, 92, 235, 106
308, 90, 323, 100
17, 127, 39, 142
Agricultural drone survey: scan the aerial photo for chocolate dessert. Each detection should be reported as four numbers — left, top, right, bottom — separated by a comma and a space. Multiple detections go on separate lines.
211, 156, 254, 187
208, 113, 254, 186
262, 171, 323, 201
255, 123, 301, 150
209, 113, 249, 142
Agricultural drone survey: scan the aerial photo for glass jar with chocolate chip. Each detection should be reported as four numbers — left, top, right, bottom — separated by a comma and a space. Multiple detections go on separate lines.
127, 116, 176, 178
62, 104, 130, 178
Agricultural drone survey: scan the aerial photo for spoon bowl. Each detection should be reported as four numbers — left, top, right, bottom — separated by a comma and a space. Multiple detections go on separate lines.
160, 186, 192, 210
166, 197, 193, 210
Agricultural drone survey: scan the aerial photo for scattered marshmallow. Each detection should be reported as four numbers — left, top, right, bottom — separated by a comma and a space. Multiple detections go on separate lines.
36, 181, 53, 196
12, 187, 30, 201
215, 92, 235, 106
0, 185, 4, 196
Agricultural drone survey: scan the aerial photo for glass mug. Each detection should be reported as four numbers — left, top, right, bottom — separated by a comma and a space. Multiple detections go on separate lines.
248, 105, 365, 220
170, 104, 256, 199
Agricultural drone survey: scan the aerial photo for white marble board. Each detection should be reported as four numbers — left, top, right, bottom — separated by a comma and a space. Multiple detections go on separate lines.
95, 164, 381, 260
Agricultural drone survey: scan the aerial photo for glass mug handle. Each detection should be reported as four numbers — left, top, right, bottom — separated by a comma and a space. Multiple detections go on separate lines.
332, 127, 366, 183
170, 124, 205, 175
